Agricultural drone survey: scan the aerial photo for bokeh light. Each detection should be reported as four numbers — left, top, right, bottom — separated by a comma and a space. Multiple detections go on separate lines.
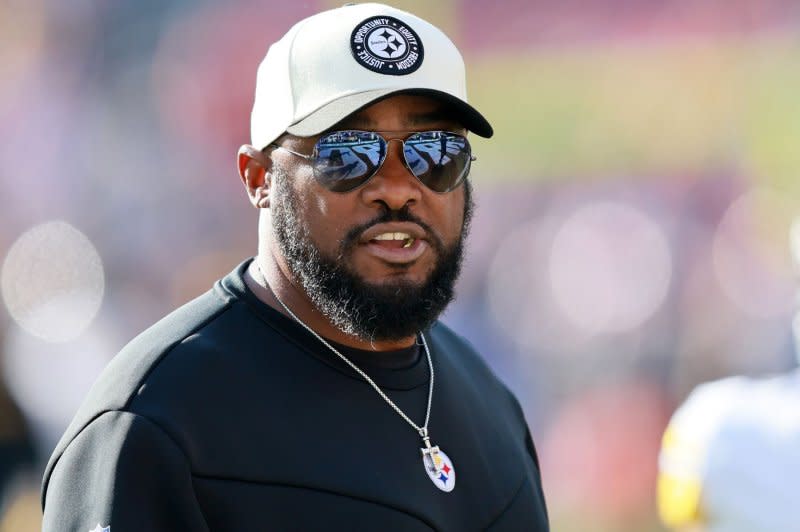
487, 215, 594, 354
548, 201, 672, 334
1, 221, 105, 343
712, 188, 796, 318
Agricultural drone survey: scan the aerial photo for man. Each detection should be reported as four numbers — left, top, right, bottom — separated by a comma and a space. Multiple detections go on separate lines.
657, 368, 800, 532
41, 4, 549, 530
657, 220, 800, 532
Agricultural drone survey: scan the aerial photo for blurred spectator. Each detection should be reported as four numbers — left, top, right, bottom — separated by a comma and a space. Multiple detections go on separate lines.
657, 219, 800, 532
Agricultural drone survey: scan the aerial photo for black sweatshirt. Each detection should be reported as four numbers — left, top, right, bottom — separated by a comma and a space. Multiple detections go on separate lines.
42, 260, 549, 531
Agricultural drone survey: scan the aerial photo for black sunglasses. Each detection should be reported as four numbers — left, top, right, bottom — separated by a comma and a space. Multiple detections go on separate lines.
269, 130, 475, 193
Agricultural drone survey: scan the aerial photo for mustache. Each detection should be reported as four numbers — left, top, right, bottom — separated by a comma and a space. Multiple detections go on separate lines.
339, 205, 444, 255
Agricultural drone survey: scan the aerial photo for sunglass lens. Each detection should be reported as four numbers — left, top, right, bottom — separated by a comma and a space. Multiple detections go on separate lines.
314, 131, 385, 192
403, 132, 471, 192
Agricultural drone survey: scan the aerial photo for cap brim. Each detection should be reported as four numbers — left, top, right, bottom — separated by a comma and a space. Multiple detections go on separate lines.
286, 88, 493, 138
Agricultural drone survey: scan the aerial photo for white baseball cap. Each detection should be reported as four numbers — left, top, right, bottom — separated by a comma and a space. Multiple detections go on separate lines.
250, 2, 493, 150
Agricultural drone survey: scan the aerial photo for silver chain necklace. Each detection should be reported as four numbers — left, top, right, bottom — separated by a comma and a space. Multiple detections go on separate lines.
257, 264, 456, 491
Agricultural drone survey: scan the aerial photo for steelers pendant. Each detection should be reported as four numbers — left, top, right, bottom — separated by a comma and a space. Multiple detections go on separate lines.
421, 440, 456, 492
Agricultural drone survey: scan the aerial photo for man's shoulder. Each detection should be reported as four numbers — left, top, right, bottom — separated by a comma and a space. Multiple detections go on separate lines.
660, 371, 800, 528
42, 283, 238, 495
428, 321, 520, 405
677, 371, 799, 423
87, 285, 236, 410
428, 321, 497, 369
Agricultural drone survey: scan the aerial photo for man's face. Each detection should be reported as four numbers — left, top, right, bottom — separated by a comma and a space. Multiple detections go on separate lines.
269, 94, 473, 342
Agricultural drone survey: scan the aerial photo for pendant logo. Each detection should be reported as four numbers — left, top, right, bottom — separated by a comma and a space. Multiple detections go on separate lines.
421, 447, 456, 492
350, 16, 424, 75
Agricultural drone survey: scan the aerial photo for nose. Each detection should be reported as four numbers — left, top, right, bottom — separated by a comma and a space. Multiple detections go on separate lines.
359, 138, 423, 210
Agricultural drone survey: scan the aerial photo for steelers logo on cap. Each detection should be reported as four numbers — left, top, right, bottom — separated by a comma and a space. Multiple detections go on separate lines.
350, 16, 424, 75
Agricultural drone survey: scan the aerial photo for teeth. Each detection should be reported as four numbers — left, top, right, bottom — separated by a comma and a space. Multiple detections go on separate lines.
370, 232, 416, 248
373, 232, 411, 241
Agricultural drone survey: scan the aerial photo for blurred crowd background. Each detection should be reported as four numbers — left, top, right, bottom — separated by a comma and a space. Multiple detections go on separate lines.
1, 0, 799, 530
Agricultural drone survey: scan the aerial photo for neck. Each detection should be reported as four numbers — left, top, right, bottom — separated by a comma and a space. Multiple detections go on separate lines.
246, 253, 418, 352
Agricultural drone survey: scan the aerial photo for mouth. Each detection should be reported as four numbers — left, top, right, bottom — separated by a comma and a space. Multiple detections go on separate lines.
371, 231, 418, 249
358, 224, 430, 265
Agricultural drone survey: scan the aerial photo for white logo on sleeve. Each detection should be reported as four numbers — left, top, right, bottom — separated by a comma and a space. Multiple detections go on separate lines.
89, 524, 110, 532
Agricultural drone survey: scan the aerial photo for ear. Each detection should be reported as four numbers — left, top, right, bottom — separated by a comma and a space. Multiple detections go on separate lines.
237, 145, 272, 209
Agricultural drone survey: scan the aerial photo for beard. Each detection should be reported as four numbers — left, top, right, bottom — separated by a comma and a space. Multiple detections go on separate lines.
270, 166, 473, 343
